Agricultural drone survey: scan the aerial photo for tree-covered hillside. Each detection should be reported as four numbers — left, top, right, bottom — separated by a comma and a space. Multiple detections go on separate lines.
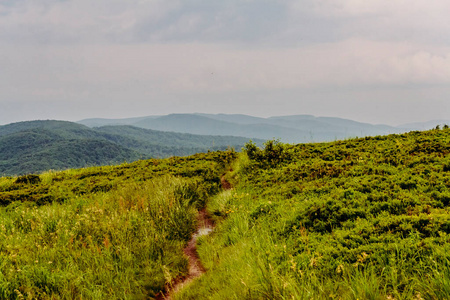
93, 125, 259, 157
0, 120, 261, 176
0, 129, 143, 176
0, 120, 99, 139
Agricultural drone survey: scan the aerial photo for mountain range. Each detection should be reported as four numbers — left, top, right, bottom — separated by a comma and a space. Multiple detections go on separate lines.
1, 114, 448, 176
79, 113, 450, 143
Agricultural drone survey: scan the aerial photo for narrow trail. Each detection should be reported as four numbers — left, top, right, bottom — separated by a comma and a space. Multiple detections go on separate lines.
156, 175, 231, 299
155, 209, 213, 299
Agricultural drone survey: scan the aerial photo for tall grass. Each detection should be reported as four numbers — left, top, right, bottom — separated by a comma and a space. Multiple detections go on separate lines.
0, 175, 199, 299
178, 129, 450, 299
0, 150, 235, 299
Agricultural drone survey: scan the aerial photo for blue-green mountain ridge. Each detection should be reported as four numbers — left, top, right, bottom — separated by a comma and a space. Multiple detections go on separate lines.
0, 120, 262, 176
79, 113, 450, 143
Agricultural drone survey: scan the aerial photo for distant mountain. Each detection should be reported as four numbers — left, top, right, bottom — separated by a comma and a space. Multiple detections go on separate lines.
0, 127, 142, 176
5, 115, 447, 175
0, 120, 260, 176
93, 125, 260, 157
79, 113, 408, 143
194, 113, 269, 125
78, 116, 159, 128
0, 120, 101, 139
397, 120, 450, 131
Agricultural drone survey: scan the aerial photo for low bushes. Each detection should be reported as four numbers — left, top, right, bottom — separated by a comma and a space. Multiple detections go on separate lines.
180, 128, 450, 299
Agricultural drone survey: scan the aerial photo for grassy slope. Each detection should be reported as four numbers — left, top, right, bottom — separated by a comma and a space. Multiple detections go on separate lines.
0, 150, 235, 299
2, 128, 449, 299
178, 128, 450, 299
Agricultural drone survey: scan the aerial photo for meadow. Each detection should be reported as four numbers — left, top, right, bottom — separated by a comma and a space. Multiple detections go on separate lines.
1, 127, 449, 299
0, 151, 235, 299
179, 127, 450, 299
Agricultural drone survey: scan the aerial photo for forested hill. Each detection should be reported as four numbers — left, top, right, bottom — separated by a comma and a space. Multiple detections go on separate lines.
0, 120, 262, 176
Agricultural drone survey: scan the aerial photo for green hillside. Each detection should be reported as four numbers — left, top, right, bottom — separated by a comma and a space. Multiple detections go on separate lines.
0, 151, 235, 298
94, 125, 259, 157
0, 128, 449, 299
0, 120, 100, 139
0, 123, 145, 176
0, 130, 143, 176
180, 127, 450, 299
0, 120, 261, 176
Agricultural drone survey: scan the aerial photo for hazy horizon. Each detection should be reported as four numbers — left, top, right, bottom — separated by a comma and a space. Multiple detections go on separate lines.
1, 112, 449, 128
1, 1, 449, 126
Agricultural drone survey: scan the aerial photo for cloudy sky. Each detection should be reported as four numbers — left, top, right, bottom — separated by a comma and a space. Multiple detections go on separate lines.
1, 0, 449, 125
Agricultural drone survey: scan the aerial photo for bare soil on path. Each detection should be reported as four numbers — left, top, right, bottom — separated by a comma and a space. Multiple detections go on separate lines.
155, 208, 213, 299
155, 176, 231, 299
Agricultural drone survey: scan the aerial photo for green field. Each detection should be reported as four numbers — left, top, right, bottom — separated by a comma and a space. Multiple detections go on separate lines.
0, 151, 235, 299
181, 127, 450, 299
1, 127, 449, 299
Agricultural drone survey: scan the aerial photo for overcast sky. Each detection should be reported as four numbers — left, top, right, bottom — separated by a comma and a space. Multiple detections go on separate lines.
1, 0, 449, 125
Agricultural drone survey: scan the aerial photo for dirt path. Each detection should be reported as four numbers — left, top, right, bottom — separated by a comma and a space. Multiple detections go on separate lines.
155, 176, 231, 299
155, 208, 214, 300
220, 175, 232, 190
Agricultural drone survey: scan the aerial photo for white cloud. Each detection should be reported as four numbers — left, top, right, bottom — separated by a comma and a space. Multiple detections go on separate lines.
2, 39, 450, 98
287, 0, 450, 46
0, 0, 182, 44
1, 0, 450, 47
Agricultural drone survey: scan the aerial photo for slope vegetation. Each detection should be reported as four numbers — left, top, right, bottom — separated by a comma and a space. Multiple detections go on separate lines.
1, 128, 449, 299
178, 127, 450, 299
0, 150, 235, 298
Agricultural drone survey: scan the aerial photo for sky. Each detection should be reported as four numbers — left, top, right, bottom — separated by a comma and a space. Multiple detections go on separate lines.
1, 0, 449, 126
